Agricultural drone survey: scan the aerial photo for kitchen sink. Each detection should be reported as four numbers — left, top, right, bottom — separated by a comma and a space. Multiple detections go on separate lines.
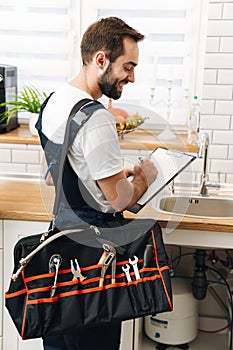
157, 195, 233, 219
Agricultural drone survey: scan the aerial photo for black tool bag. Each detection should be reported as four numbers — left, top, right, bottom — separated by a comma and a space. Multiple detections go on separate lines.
5, 220, 172, 340
5, 99, 173, 340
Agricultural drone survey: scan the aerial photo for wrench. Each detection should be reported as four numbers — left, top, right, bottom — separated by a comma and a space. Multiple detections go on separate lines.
99, 244, 116, 287
129, 255, 141, 280
103, 244, 116, 284
49, 254, 62, 297
122, 264, 132, 282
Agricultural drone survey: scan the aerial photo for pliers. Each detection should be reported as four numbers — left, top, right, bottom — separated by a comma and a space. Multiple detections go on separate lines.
99, 244, 116, 287
70, 258, 86, 282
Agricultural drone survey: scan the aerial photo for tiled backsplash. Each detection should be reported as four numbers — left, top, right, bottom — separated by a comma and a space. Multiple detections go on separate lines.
0, 143, 43, 175
0, 1, 233, 185
201, 0, 233, 184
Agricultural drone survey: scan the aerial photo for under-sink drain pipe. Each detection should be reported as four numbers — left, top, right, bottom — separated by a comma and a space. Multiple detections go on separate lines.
192, 249, 208, 300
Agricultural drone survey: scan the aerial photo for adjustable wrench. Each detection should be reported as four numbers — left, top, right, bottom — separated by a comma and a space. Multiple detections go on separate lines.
99, 244, 116, 287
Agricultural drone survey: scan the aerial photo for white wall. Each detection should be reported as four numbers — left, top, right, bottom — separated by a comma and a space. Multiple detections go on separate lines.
0, 143, 43, 175
201, 0, 233, 184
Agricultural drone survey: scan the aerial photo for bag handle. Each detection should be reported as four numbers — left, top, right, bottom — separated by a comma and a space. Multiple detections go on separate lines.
51, 98, 92, 226
12, 227, 87, 281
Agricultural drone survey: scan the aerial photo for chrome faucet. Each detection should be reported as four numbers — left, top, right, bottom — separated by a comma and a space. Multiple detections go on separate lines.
198, 133, 220, 196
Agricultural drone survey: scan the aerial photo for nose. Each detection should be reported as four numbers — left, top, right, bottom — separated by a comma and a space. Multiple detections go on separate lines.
127, 70, 135, 83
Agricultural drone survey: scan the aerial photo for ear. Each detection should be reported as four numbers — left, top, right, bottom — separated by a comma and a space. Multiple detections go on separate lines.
95, 51, 108, 69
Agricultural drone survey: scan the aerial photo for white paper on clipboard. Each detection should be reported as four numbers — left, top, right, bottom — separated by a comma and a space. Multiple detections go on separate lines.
128, 147, 196, 213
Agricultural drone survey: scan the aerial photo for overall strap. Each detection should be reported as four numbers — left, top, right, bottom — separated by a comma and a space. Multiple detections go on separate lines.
37, 96, 104, 227
52, 98, 93, 223
35, 92, 54, 147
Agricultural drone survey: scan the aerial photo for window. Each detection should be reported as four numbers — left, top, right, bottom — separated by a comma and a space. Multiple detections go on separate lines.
80, 0, 209, 127
0, 0, 209, 127
0, 0, 78, 92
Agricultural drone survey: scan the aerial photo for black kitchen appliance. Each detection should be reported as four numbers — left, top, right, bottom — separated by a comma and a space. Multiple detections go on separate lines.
0, 64, 19, 133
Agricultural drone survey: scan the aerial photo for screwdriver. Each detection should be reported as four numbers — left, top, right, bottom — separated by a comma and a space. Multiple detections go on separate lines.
143, 244, 154, 268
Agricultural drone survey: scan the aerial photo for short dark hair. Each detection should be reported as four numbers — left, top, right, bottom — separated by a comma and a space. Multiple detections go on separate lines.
80, 17, 144, 65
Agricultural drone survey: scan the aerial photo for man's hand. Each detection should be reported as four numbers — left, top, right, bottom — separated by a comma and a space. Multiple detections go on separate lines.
124, 168, 134, 178
97, 157, 158, 212
133, 157, 158, 186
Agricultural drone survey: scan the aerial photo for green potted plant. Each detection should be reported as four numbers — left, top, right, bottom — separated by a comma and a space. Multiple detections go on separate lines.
0, 85, 48, 135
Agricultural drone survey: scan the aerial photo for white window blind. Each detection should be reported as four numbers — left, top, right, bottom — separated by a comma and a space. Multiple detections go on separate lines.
0, 0, 209, 127
80, 0, 209, 127
0, 0, 78, 93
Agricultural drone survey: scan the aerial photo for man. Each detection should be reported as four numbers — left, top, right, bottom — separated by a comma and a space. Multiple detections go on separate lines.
38, 17, 158, 350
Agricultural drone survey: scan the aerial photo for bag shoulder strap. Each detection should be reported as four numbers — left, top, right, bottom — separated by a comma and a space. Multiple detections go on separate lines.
52, 98, 95, 222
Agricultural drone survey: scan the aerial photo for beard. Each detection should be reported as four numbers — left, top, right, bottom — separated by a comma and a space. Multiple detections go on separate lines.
98, 63, 127, 100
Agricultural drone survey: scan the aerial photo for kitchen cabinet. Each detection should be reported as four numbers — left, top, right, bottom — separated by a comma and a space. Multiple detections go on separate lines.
3, 220, 47, 350
1, 142, 232, 350
0, 220, 3, 350
1, 220, 232, 350
2, 220, 133, 350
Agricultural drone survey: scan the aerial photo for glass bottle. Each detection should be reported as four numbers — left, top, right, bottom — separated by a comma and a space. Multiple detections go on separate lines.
188, 95, 200, 144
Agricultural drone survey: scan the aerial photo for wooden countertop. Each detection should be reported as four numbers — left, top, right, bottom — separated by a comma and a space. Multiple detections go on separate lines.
0, 124, 40, 145
118, 128, 198, 152
0, 178, 54, 221
1, 178, 232, 233
0, 124, 198, 152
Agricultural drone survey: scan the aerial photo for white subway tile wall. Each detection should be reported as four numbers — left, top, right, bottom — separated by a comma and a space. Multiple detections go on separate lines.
202, 0, 233, 184
205, 37, 220, 53
218, 69, 233, 84
215, 100, 233, 115
209, 3, 222, 19
203, 69, 217, 84
0, 144, 43, 175
201, 115, 231, 129
229, 145, 233, 158
223, 2, 233, 18
202, 84, 232, 99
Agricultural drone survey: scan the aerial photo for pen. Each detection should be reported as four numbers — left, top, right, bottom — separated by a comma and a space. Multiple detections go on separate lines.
138, 156, 143, 163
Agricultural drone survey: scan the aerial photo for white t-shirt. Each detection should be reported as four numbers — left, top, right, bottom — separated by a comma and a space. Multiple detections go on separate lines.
42, 83, 124, 212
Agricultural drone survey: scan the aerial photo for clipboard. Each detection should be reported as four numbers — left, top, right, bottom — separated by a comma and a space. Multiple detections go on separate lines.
128, 147, 196, 213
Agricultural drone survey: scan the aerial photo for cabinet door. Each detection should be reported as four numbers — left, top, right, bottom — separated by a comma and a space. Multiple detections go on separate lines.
134, 318, 144, 350
120, 320, 134, 350
0, 220, 3, 350
3, 220, 48, 350
0, 250, 3, 349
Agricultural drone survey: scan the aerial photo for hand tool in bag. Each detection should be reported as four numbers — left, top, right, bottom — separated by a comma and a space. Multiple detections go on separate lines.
143, 244, 154, 268
129, 255, 141, 280
49, 254, 62, 297
99, 244, 116, 287
122, 264, 132, 282
97, 236, 126, 259
98, 251, 108, 265
98, 243, 112, 266
70, 258, 87, 282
